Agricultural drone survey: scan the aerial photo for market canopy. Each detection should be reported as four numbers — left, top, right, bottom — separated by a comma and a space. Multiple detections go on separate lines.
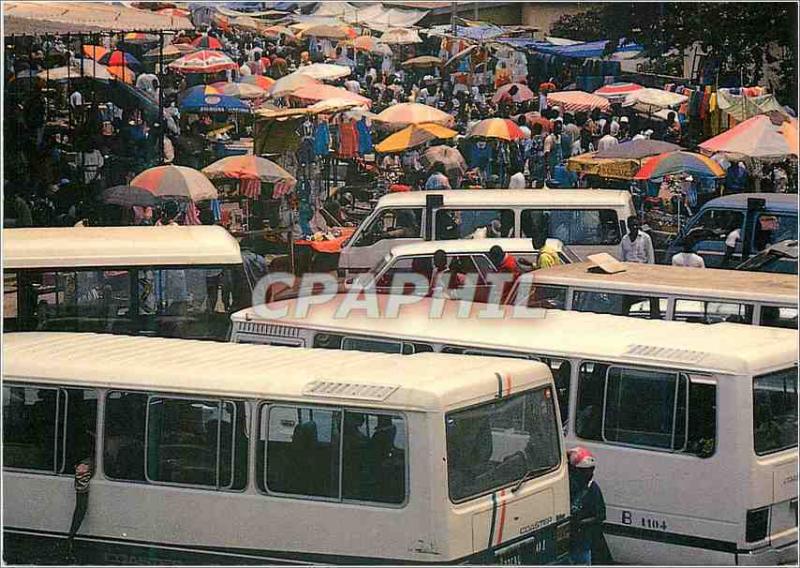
373, 102, 455, 130
594, 82, 644, 101
294, 63, 351, 81
168, 50, 238, 74
698, 114, 799, 161
375, 123, 457, 153
567, 152, 641, 180
635, 151, 725, 181
290, 84, 371, 108
468, 118, 525, 141
179, 85, 251, 113
298, 23, 357, 40
131, 165, 218, 201
623, 88, 688, 113
380, 28, 422, 45
595, 139, 683, 159
547, 90, 611, 113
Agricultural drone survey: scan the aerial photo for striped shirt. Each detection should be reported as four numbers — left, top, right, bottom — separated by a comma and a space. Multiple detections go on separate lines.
74, 459, 94, 493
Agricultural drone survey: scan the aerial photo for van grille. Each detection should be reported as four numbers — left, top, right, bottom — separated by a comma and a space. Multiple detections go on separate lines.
303, 381, 399, 401
624, 344, 709, 364
237, 322, 300, 338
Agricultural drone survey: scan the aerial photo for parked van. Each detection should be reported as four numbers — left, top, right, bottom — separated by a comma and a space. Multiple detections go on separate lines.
231, 297, 798, 566
509, 261, 798, 328
338, 190, 636, 274
667, 193, 798, 272
3, 226, 263, 340
3, 332, 569, 565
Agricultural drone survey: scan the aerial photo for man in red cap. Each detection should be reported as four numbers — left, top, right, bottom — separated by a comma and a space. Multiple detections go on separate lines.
567, 446, 610, 565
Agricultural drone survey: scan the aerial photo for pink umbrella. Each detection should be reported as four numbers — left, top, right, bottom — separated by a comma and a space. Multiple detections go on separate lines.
594, 82, 645, 100
168, 50, 237, 74
547, 90, 611, 113
289, 84, 372, 108
492, 83, 535, 104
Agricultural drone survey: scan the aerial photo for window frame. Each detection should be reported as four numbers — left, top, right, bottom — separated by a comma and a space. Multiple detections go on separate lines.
143, 393, 242, 491
753, 367, 799, 457
521, 208, 623, 245
353, 207, 423, 247
673, 298, 754, 325
3, 384, 61, 474
435, 207, 516, 240
600, 365, 690, 452
257, 401, 410, 508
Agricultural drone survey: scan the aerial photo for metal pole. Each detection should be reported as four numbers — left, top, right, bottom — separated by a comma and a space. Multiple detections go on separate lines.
159, 30, 165, 164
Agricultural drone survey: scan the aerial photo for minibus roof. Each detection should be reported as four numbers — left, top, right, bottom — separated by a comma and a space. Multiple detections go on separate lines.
4, 332, 551, 412
386, 238, 544, 257
518, 261, 798, 304
233, 297, 798, 375
3, 226, 242, 269
375, 189, 633, 209
698, 192, 797, 213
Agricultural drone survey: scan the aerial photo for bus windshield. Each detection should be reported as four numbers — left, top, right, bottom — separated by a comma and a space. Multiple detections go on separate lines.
446, 386, 561, 502
753, 368, 798, 455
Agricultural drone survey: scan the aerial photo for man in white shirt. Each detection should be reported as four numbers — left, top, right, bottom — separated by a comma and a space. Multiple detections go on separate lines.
620, 216, 654, 263
722, 226, 741, 267
671, 241, 705, 267
597, 130, 619, 152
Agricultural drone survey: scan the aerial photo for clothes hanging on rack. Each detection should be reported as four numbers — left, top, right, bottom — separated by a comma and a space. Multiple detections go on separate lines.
313, 121, 330, 157
356, 118, 373, 155
337, 120, 358, 159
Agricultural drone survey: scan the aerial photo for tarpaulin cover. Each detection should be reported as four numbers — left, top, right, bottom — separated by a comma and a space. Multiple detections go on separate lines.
698, 114, 799, 160
496, 37, 643, 59
428, 24, 505, 41
567, 153, 641, 180
595, 139, 683, 159
309, 2, 428, 30
715, 90, 791, 122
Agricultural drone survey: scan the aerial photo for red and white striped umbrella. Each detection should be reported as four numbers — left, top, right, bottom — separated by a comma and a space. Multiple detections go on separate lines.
547, 90, 611, 113
594, 82, 645, 100
168, 50, 237, 74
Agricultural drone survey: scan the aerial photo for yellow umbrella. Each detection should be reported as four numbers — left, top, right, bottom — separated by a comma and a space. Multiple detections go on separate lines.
373, 102, 455, 130
401, 55, 442, 68
375, 123, 458, 153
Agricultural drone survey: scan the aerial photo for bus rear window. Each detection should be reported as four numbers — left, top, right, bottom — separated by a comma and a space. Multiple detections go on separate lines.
446, 387, 560, 502
754, 368, 798, 455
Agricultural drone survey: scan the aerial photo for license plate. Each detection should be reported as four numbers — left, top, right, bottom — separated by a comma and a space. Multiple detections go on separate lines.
495, 530, 554, 565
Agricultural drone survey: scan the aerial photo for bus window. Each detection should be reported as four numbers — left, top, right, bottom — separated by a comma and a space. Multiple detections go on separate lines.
760, 305, 798, 329
104, 391, 147, 481
575, 362, 607, 441
524, 285, 567, 309
521, 209, 621, 245
353, 209, 422, 247
145, 397, 240, 488
674, 299, 754, 325
313, 333, 344, 350
541, 358, 571, 425
446, 387, 560, 502
687, 382, 717, 458
573, 291, 666, 319
342, 336, 404, 354
604, 368, 688, 450
342, 411, 406, 504
753, 368, 798, 456
754, 214, 797, 252
265, 405, 342, 498
3, 385, 97, 473
437, 209, 514, 240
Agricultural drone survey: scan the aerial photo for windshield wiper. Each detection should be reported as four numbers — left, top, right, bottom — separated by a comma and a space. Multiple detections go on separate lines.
511, 465, 554, 493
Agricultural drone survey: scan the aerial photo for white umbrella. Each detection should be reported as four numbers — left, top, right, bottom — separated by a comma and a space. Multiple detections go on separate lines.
294, 63, 351, 81
267, 73, 322, 98
38, 62, 115, 81
380, 28, 422, 45
623, 88, 688, 112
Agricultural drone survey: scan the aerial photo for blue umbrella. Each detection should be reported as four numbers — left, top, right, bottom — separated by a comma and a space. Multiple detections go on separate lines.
178, 85, 251, 114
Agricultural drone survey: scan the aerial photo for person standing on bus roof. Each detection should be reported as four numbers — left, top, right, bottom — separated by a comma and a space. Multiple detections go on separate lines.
621, 216, 654, 264
567, 447, 610, 565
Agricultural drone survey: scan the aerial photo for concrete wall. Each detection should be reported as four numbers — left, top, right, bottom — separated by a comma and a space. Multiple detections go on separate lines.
521, 2, 587, 35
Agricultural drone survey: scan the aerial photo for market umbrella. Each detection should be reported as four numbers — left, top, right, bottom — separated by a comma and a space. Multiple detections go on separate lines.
307, 97, 369, 114
157, 7, 190, 17
290, 84, 372, 108
168, 50, 237, 74
191, 35, 224, 50
239, 75, 275, 90
172, 43, 199, 54
492, 83, 535, 104
345, 35, 385, 54
567, 152, 642, 180
445, 44, 478, 68
210, 81, 266, 99
375, 123, 458, 153
373, 102, 455, 130
82, 45, 108, 60
401, 55, 442, 68
523, 112, 553, 133
299, 23, 357, 40
421, 145, 468, 178
107, 65, 136, 84
38, 63, 115, 82
698, 114, 799, 160
623, 88, 688, 112
547, 90, 611, 113
232, 16, 262, 32
267, 73, 321, 97
262, 25, 294, 39
143, 44, 187, 61
98, 50, 142, 71
179, 85, 251, 113
634, 151, 725, 181
203, 155, 297, 188
131, 165, 218, 201
123, 32, 159, 44
100, 185, 159, 208
380, 28, 422, 45
594, 82, 645, 100
294, 63, 351, 81
595, 139, 683, 160
468, 118, 524, 141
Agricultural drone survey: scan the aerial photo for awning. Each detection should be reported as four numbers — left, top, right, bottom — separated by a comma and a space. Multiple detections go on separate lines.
567, 153, 641, 180
307, 1, 428, 30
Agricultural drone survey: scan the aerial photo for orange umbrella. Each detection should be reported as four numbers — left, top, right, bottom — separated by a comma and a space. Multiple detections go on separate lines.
373, 102, 455, 130
239, 75, 275, 90
83, 45, 108, 60
107, 65, 136, 84
375, 123, 457, 153
203, 155, 296, 185
468, 118, 525, 141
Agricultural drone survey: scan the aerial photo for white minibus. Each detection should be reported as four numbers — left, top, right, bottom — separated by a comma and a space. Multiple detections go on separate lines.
231, 297, 799, 565
3, 226, 264, 340
511, 261, 798, 329
3, 332, 569, 565
337, 189, 636, 274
